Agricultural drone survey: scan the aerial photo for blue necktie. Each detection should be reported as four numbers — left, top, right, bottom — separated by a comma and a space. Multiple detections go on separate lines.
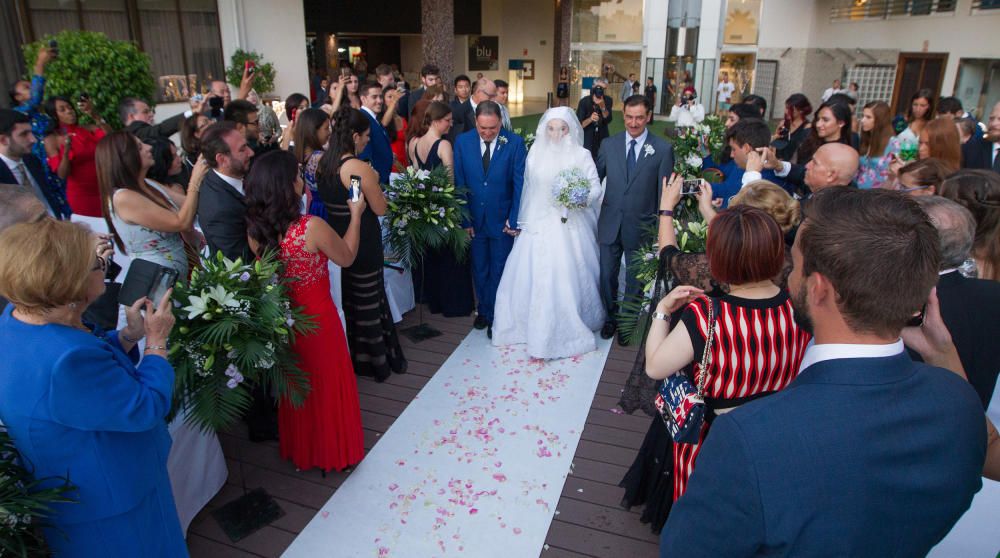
627, 139, 638, 181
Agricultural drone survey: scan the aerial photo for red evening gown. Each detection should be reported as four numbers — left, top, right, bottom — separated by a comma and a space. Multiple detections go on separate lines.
278, 215, 364, 472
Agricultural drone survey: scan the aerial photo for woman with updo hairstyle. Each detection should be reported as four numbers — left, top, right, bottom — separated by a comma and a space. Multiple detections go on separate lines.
405, 100, 475, 318
317, 106, 407, 381
938, 169, 1000, 281
891, 157, 951, 197
244, 149, 366, 472
0, 218, 184, 556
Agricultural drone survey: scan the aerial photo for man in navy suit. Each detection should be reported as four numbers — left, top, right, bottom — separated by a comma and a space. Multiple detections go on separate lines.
661, 187, 986, 557
0, 109, 69, 219
962, 101, 999, 174
453, 101, 526, 339
358, 80, 393, 185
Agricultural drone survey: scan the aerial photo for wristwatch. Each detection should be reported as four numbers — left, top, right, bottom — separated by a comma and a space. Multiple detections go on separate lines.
652, 311, 670, 321
658, 209, 674, 217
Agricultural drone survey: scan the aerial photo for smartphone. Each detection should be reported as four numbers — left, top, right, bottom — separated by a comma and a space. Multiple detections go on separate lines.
349, 175, 362, 202
48, 39, 58, 58
191, 93, 204, 103
148, 269, 179, 307
288, 107, 299, 124
682, 178, 701, 195
118, 259, 179, 308
244, 59, 256, 75
906, 304, 927, 327
341, 66, 353, 78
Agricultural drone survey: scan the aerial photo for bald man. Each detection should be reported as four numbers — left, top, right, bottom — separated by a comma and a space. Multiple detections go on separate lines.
746, 142, 860, 197
450, 77, 499, 142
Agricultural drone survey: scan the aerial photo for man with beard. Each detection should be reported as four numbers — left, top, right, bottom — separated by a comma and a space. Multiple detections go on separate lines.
197, 121, 255, 263
661, 187, 986, 557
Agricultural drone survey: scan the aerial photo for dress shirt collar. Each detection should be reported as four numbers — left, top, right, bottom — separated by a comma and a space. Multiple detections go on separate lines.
213, 169, 244, 196
798, 339, 904, 374
0, 152, 23, 170
480, 134, 500, 156
625, 128, 649, 156
361, 106, 378, 120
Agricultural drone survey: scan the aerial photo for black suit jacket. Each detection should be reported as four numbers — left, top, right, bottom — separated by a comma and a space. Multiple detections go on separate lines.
126, 112, 186, 141
0, 154, 69, 218
448, 99, 476, 144
576, 95, 613, 156
398, 86, 425, 121
910, 271, 1000, 407
197, 170, 251, 262
962, 136, 997, 171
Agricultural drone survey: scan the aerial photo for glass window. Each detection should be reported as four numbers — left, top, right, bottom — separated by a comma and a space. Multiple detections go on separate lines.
24, 0, 223, 103
571, 0, 643, 44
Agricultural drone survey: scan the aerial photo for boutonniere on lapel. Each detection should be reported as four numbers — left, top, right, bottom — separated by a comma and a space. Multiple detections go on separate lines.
496, 135, 508, 153
643, 144, 655, 158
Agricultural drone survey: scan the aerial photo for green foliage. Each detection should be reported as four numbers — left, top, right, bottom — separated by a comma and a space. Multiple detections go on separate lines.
225, 49, 276, 94
23, 31, 155, 129
671, 114, 727, 178
168, 251, 316, 433
0, 430, 76, 557
384, 166, 471, 269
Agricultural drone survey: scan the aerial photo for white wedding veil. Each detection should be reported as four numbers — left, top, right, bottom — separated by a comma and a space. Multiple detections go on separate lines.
518, 107, 592, 230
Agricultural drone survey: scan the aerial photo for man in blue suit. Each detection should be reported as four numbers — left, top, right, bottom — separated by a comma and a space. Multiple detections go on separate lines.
709, 118, 790, 205
359, 80, 394, 184
453, 101, 526, 339
661, 187, 986, 557
0, 109, 70, 219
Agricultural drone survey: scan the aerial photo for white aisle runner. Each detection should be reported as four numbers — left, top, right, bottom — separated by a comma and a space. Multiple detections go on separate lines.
283, 332, 613, 558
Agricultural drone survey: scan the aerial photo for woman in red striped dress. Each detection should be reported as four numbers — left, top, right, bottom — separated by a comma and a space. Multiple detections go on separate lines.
644, 198, 811, 501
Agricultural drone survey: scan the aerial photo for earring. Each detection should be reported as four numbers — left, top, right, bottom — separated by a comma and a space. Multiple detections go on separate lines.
68, 302, 78, 309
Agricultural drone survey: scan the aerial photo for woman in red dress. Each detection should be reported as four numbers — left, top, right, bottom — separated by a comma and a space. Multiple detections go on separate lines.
244, 149, 367, 473
644, 189, 811, 501
44, 95, 112, 217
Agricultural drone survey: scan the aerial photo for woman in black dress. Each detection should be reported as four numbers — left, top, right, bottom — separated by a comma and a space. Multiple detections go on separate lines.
406, 101, 475, 317
317, 106, 407, 382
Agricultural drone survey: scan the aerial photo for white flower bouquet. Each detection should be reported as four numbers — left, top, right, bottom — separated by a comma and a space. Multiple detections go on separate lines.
551, 168, 592, 223
168, 251, 315, 433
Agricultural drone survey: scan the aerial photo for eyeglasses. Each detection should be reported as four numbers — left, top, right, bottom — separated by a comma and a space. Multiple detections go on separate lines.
890, 180, 932, 193
92, 255, 107, 272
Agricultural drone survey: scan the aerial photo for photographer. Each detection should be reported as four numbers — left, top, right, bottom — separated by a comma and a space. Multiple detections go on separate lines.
577, 78, 614, 161
667, 90, 705, 130
0, 218, 186, 556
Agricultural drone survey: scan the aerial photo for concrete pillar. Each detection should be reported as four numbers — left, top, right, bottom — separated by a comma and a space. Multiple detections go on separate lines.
421, 0, 455, 82
553, 0, 572, 90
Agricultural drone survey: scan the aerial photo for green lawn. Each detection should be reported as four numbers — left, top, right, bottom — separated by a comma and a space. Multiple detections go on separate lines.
511, 110, 676, 141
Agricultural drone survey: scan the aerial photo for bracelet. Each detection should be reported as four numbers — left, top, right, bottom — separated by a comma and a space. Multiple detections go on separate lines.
658, 209, 674, 217
121, 331, 144, 343
652, 311, 670, 322
144, 344, 168, 352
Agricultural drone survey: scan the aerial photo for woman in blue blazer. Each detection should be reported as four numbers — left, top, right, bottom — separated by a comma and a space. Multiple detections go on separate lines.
0, 219, 186, 557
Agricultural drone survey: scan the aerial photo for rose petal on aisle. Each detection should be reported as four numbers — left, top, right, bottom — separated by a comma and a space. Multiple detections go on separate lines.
282, 332, 612, 558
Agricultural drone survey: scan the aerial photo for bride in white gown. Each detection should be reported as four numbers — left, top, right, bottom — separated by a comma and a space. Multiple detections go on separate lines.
492, 107, 605, 359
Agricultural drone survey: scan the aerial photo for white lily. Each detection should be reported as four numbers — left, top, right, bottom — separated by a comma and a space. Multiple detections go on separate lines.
183, 293, 212, 320
206, 285, 240, 310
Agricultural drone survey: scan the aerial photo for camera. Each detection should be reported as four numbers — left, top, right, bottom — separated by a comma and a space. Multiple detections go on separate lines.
681, 92, 696, 104
592, 86, 604, 98
48, 40, 58, 58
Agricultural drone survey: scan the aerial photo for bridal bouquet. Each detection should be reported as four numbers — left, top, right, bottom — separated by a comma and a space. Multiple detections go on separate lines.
552, 168, 591, 223
385, 165, 470, 268
168, 251, 315, 433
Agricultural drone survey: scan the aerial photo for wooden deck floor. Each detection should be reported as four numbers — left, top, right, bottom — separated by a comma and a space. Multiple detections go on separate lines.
186, 307, 661, 558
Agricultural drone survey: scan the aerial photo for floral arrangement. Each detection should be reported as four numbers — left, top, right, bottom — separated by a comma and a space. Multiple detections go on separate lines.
671, 114, 727, 178
551, 168, 591, 223
384, 165, 470, 269
513, 128, 536, 150
0, 429, 75, 557
168, 252, 315, 433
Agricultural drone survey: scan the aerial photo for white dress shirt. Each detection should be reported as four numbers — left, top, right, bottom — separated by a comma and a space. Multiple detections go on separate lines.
479, 135, 499, 158
742, 160, 793, 186
625, 128, 650, 161
1, 153, 53, 216
213, 169, 244, 196
798, 339, 904, 374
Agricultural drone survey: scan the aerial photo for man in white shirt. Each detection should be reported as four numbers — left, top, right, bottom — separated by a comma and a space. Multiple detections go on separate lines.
662, 187, 986, 557
821, 78, 845, 103
716, 72, 735, 112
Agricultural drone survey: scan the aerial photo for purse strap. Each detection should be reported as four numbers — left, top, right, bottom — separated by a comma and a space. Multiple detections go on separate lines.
696, 297, 719, 396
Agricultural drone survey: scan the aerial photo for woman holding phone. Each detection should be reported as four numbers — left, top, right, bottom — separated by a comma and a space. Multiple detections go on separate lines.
96, 131, 208, 278
317, 106, 407, 382
44, 94, 113, 218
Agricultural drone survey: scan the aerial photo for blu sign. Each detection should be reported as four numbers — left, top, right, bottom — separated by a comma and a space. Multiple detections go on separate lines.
468, 36, 499, 71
